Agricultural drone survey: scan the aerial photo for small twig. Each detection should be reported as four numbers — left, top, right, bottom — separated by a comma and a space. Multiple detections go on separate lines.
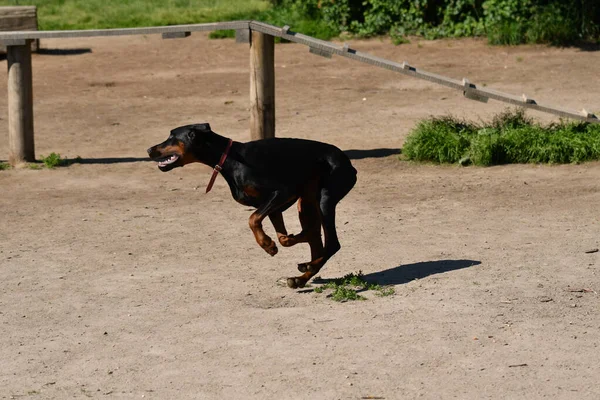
508, 363, 528, 368
568, 288, 596, 294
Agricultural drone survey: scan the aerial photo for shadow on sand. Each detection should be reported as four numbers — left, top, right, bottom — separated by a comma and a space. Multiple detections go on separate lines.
344, 148, 401, 160
71, 157, 150, 165
312, 259, 481, 288
363, 259, 481, 286
37, 48, 92, 56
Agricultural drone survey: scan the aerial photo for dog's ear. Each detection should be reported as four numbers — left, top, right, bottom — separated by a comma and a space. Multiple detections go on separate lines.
187, 124, 211, 140
187, 128, 196, 141
188, 123, 211, 140
193, 123, 211, 132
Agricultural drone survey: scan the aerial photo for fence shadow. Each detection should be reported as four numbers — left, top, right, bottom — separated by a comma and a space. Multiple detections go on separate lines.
1, 48, 92, 62
37, 48, 92, 56
362, 259, 481, 286
344, 148, 401, 160
73, 157, 149, 165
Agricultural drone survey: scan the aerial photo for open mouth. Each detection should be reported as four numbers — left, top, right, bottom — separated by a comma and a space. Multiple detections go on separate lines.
157, 154, 180, 168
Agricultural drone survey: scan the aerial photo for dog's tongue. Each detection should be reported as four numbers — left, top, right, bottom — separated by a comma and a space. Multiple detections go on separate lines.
158, 154, 179, 167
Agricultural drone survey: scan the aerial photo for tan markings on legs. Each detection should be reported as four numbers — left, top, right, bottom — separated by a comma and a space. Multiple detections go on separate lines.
249, 211, 278, 256
276, 196, 323, 248
289, 194, 327, 281
269, 212, 288, 245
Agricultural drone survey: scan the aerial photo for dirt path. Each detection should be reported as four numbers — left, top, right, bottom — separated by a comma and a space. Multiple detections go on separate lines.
1, 34, 599, 399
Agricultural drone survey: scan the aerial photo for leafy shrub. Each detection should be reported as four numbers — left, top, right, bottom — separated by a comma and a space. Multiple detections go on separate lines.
22, 0, 600, 44
41, 152, 64, 168
280, 0, 599, 45
403, 109, 600, 166
313, 271, 395, 302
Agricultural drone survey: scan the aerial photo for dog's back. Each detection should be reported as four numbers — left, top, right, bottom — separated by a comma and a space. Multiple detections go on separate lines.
236, 138, 356, 185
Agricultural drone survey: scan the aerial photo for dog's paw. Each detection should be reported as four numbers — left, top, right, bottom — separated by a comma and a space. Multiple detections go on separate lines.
264, 240, 278, 256
286, 277, 306, 289
298, 262, 320, 273
297, 263, 308, 273
278, 234, 295, 247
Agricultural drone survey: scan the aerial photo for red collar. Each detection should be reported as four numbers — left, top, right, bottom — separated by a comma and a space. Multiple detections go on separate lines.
205, 139, 233, 193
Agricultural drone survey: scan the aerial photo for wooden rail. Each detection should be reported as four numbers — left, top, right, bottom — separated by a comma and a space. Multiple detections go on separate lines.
1, 20, 598, 165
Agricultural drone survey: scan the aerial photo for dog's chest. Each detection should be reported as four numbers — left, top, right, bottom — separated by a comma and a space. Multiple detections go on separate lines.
230, 184, 262, 208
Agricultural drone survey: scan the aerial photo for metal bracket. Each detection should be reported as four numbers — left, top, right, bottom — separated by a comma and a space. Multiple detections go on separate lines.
581, 109, 597, 119
235, 28, 250, 44
162, 31, 190, 39
462, 78, 489, 104
521, 94, 536, 104
401, 61, 413, 71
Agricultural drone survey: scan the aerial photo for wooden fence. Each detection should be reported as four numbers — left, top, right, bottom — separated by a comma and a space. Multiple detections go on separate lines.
1, 20, 598, 165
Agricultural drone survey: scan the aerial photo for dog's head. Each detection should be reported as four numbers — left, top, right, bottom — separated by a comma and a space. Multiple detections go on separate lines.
147, 123, 212, 172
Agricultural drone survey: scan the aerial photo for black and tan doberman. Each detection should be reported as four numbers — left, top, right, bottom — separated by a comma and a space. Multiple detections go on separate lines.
147, 123, 357, 288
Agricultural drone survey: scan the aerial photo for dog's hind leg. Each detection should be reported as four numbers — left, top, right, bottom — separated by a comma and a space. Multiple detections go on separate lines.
320, 164, 357, 259
299, 199, 324, 262
288, 166, 356, 289
276, 197, 322, 250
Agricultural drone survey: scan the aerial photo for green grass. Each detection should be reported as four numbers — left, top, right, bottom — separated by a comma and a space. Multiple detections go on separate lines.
40, 152, 65, 168
0, 0, 337, 40
37, 153, 81, 168
26, 163, 43, 170
403, 109, 600, 166
0, 155, 81, 170
313, 271, 395, 302
1, 0, 270, 30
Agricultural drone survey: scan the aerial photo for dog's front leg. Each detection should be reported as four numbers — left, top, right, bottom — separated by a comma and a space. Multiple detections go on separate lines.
248, 191, 296, 256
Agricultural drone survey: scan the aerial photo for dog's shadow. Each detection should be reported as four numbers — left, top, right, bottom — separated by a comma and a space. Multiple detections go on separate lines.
313, 259, 480, 287
363, 259, 480, 285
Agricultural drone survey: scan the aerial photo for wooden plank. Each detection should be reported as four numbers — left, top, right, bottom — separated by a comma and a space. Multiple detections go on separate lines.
309, 46, 332, 58
249, 30, 275, 140
7, 42, 35, 165
0, 19, 596, 124
0, 6, 38, 31
0, 6, 39, 52
0, 20, 250, 40
249, 21, 599, 124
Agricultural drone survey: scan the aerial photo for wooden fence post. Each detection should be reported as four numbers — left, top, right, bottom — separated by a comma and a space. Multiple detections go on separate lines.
7, 41, 35, 165
249, 30, 275, 141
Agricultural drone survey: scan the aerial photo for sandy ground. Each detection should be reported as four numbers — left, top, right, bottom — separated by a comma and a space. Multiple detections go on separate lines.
1, 33, 600, 399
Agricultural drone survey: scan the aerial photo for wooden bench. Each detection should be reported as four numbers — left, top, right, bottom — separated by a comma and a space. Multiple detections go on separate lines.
0, 6, 39, 53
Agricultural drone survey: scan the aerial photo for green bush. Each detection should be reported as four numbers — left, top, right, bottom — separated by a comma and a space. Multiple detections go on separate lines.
289, 0, 599, 44
313, 271, 395, 302
403, 109, 600, 166
6, 0, 599, 44
402, 117, 474, 163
